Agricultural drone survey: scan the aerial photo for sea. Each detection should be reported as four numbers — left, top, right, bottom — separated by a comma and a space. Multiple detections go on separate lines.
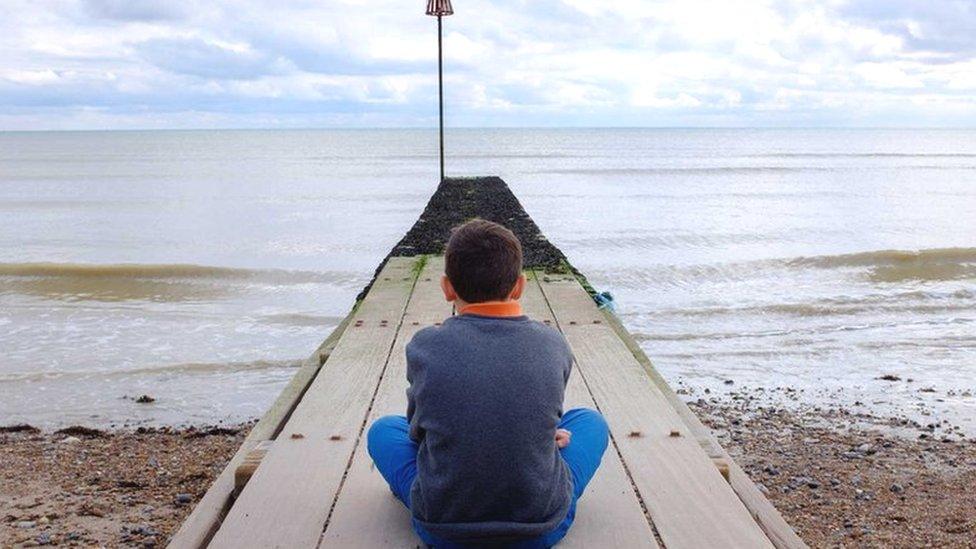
1, 129, 974, 434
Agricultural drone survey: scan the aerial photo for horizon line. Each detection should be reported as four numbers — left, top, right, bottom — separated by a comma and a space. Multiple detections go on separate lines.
3, 125, 976, 133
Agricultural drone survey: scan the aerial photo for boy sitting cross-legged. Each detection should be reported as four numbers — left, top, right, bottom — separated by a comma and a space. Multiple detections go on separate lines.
367, 219, 609, 548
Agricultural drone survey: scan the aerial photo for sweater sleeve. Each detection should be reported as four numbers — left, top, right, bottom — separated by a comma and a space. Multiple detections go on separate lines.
405, 337, 426, 443
561, 334, 574, 385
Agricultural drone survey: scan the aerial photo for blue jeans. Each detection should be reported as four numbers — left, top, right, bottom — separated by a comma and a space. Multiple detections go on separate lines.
367, 408, 609, 548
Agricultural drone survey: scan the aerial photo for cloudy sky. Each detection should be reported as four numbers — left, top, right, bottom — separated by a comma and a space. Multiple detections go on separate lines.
2, 0, 975, 129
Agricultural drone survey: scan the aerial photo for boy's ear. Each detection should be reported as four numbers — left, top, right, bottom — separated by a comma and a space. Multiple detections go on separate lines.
509, 274, 527, 300
441, 275, 458, 302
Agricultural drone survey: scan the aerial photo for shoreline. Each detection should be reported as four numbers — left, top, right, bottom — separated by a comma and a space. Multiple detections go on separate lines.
3, 401, 974, 547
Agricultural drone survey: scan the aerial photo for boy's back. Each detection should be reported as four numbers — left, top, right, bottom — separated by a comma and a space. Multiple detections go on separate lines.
406, 308, 574, 542
367, 219, 609, 547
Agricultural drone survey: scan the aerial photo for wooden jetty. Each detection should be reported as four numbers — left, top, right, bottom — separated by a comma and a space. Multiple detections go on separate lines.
169, 178, 806, 548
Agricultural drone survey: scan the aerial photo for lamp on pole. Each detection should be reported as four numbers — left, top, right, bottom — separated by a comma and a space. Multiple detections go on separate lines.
426, 0, 453, 183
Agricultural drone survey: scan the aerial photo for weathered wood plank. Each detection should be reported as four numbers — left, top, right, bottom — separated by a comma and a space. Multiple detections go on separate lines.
207, 258, 419, 549
323, 266, 657, 548
521, 274, 659, 549
319, 257, 448, 548
168, 300, 358, 549
538, 274, 774, 549
600, 308, 808, 549
234, 440, 274, 496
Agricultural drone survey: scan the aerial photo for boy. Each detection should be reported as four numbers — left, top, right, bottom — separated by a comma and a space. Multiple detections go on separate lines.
368, 219, 609, 548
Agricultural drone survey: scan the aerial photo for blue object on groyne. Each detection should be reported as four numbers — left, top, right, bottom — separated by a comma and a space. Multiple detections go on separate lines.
593, 291, 615, 312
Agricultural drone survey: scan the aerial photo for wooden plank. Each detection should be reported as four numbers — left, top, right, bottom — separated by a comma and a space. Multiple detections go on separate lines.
537, 274, 774, 549
324, 266, 657, 549
320, 257, 449, 547
521, 274, 659, 549
208, 258, 420, 549
169, 302, 358, 549
599, 308, 808, 549
234, 441, 273, 496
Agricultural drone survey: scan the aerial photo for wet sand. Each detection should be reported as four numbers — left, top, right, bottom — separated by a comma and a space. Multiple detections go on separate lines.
2, 401, 974, 547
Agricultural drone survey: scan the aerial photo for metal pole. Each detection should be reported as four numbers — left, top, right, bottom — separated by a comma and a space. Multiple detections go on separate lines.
437, 14, 445, 183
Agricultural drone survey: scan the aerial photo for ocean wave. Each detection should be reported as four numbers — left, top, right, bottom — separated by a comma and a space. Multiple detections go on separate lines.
559, 232, 774, 250
258, 313, 344, 327
0, 262, 361, 302
532, 165, 976, 176
0, 262, 351, 283
789, 248, 976, 282
0, 358, 302, 384
630, 289, 975, 324
634, 315, 975, 343
534, 166, 832, 176
787, 247, 976, 269
596, 247, 976, 288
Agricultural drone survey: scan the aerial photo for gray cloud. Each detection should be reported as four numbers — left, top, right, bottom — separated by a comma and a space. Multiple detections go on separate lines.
136, 38, 284, 80
81, 0, 187, 22
839, 0, 976, 59
253, 37, 431, 77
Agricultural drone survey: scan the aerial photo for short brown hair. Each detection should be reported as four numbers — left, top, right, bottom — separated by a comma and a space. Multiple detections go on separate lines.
445, 219, 523, 303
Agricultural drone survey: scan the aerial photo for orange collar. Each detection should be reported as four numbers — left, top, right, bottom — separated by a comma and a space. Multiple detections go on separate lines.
458, 301, 523, 318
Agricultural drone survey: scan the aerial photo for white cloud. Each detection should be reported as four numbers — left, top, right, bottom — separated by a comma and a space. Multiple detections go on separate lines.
1, 0, 975, 129
2, 69, 62, 85
855, 62, 923, 89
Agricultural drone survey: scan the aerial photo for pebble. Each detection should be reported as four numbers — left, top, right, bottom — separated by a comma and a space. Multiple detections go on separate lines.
856, 443, 874, 454
35, 533, 52, 545
17, 520, 36, 529
175, 493, 193, 505
132, 525, 158, 536
890, 483, 905, 493
59, 436, 82, 444
764, 465, 780, 476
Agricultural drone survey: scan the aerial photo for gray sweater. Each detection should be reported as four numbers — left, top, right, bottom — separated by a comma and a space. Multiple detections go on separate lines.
406, 313, 574, 543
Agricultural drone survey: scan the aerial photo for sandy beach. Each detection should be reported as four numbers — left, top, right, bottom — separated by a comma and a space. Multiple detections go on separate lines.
691, 398, 976, 548
0, 424, 248, 547
3, 399, 974, 548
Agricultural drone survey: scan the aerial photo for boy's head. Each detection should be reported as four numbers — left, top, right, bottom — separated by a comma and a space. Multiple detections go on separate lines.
443, 219, 524, 304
